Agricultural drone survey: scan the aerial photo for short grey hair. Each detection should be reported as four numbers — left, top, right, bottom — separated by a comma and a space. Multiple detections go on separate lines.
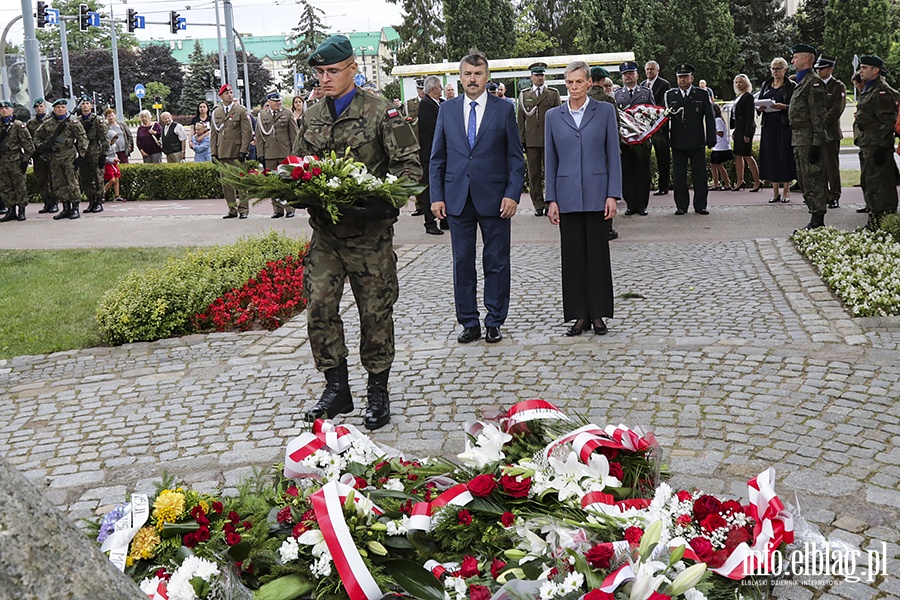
424, 75, 442, 93
138, 109, 152, 120
459, 48, 489, 77
645, 60, 659, 69
564, 61, 590, 81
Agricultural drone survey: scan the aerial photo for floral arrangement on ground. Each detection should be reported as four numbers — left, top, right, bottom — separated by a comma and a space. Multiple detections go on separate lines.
92, 400, 797, 600
792, 225, 900, 317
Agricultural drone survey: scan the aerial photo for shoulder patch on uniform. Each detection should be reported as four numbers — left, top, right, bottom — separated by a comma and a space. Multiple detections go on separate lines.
386, 108, 400, 119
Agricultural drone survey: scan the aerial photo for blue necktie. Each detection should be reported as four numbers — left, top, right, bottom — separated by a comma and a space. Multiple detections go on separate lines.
467, 100, 477, 148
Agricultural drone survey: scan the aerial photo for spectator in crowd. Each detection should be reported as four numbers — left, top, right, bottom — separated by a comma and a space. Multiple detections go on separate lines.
192, 122, 211, 162
614, 61, 654, 216
642, 60, 672, 196
136, 110, 163, 163
851, 72, 865, 93
544, 61, 621, 337
444, 84, 456, 99
291, 95, 305, 127
305, 80, 324, 109
416, 75, 444, 235
103, 108, 133, 164
730, 74, 762, 192
518, 62, 561, 216
191, 101, 211, 134
497, 83, 515, 105
159, 111, 188, 163
709, 102, 733, 190
103, 128, 124, 202
757, 57, 797, 203
698, 79, 715, 100
601, 79, 614, 94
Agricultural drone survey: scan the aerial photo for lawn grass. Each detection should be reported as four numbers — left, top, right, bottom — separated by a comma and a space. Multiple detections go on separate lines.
0, 247, 188, 360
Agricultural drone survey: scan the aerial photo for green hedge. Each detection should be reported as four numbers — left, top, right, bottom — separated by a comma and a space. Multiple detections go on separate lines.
96, 231, 308, 345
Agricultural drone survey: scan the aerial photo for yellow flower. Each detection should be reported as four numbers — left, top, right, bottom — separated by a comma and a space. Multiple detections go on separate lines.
152, 489, 186, 529
127, 526, 161, 565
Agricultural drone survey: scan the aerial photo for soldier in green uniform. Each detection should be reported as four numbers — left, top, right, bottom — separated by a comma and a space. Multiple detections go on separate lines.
255, 91, 298, 218
787, 44, 829, 230
404, 79, 423, 130
27, 98, 56, 214
813, 55, 847, 209
210, 83, 253, 218
292, 35, 421, 430
0, 100, 35, 222
853, 54, 900, 229
589, 66, 620, 241
33, 98, 89, 220
518, 62, 562, 216
76, 96, 109, 214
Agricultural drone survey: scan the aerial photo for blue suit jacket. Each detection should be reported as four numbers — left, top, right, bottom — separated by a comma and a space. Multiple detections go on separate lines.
429, 93, 525, 216
544, 98, 623, 213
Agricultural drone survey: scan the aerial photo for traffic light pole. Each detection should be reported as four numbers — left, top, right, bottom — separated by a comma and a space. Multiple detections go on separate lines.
223, 0, 239, 89
108, 5, 124, 121
20, 0, 45, 113
58, 16, 74, 109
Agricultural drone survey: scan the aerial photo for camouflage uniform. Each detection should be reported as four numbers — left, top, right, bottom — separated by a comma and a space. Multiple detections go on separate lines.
0, 117, 35, 212
33, 115, 89, 210
788, 70, 828, 216
292, 87, 421, 374
255, 105, 298, 216
26, 113, 52, 210
822, 76, 847, 206
853, 76, 900, 218
78, 112, 108, 207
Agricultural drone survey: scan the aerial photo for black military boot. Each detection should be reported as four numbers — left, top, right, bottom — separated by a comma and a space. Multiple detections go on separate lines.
364, 369, 391, 431
16, 204, 25, 221
53, 201, 71, 220
305, 358, 353, 421
38, 199, 53, 213
0, 206, 16, 222
84, 199, 97, 213
48, 200, 59, 213
69, 201, 81, 220
93, 198, 104, 213
802, 213, 825, 230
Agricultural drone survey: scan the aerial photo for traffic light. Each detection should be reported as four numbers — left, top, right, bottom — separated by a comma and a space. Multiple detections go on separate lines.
169, 11, 180, 34
126, 8, 137, 33
79, 3, 89, 31
36, 1, 47, 28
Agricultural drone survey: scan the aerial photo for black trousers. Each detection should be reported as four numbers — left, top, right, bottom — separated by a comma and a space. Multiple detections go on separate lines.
415, 158, 437, 227
650, 129, 671, 191
559, 211, 614, 322
621, 144, 651, 212
672, 147, 709, 211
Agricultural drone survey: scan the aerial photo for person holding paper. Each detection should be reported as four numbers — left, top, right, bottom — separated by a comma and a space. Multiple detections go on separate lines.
757, 57, 797, 204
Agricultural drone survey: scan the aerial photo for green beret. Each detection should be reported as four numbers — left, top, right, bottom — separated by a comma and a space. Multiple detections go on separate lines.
790, 43, 817, 56
52, 98, 68, 107
590, 66, 611, 81
79, 94, 92, 103
0, 101, 13, 108
859, 54, 884, 69
33, 97, 45, 107
308, 35, 354, 67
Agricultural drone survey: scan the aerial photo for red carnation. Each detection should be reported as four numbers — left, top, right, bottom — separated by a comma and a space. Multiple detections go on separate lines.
693, 495, 723, 521
285, 486, 299, 497
467, 474, 498, 497
459, 555, 481, 578
624, 526, 644, 547
226, 531, 242, 546
676, 514, 692, 526
243, 521, 252, 530
292, 523, 308, 538
490, 558, 506, 580
676, 491, 693, 502
469, 585, 491, 600
700, 513, 728, 533
196, 526, 210, 542
500, 511, 516, 527
608, 461, 624, 481
211, 501, 223, 514
648, 592, 672, 600
182, 532, 198, 548
499, 474, 532, 498
228, 511, 241, 523
585, 590, 616, 600
301, 171, 313, 182
311, 167, 322, 176
291, 166, 305, 180
725, 527, 752, 551
190, 505, 205, 519
547, 567, 559, 579
584, 543, 615, 569
276, 506, 293, 524
688, 536, 714, 562
301, 509, 316, 522
457, 509, 473, 525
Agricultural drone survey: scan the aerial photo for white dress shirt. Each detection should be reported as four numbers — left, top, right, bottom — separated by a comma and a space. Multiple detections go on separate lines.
463, 91, 488, 136
567, 98, 590, 129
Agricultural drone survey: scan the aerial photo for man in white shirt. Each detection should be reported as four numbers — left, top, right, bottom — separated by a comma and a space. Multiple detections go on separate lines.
159, 112, 187, 163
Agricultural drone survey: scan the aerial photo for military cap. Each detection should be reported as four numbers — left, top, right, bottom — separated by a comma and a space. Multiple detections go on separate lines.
308, 35, 354, 67
52, 98, 68, 107
859, 55, 884, 69
590, 66, 611, 81
360, 81, 378, 91
486, 82, 498, 91
0, 101, 13, 108
265, 91, 282, 101
619, 61, 639, 74
415, 78, 425, 89
310, 79, 321, 88
813, 54, 836, 69
79, 94, 92, 103
33, 97, 45, 107
790, 43, 818, 56
674, 63, 695, 76
218, 83, 233, 96
528, 62, 548, 74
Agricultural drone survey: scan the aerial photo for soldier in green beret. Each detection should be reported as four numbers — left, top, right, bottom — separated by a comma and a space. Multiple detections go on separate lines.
853, 54, 900, 229
787, 43, 829, 230
27, 97, 56, 213
33, 98, 89, 220
76, 96, 109, 214
293, 35, 422, 431
0, 100, 35, 222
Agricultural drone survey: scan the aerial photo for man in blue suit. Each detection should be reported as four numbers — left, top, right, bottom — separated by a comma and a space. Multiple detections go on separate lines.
430, 49, 526, 344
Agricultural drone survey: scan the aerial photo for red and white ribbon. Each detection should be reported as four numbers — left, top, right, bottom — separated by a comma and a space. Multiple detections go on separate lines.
619, 105, 669, 145
581, 491, 651, 515
600, 564, 635, 592
311, 480, 383, 600
100, 494, 150, 572
424, 559, 459, 579
408, 483, 473, 532
284, 419, 360, 478
503, 399, 571, 431
144, 579, 168, 600
544, 423, 655, 464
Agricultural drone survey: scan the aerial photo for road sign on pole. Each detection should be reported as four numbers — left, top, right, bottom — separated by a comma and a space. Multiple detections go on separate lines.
45, 8, 60, 25
354, 74, 366, 86
134, 84, 146, 99
295, 73, 305, 90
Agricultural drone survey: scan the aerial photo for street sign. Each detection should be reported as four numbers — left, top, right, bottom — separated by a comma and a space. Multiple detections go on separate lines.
134, 84, 146, 99
295, 73, 305, 90
354, 74, 366, 86
177, 17, 186, 30
134, 15, 145, 29
45, 8, 60, 25
852, 54, 860, 70
87, 11, 100, 27
152, 103, 163, 109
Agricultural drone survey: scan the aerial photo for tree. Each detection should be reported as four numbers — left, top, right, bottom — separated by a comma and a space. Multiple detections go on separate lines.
444, 0, 516, 62
47, 47, 143, 114
282, 0, 327, 90
730, 0, 792, 94
140, 45, 185, 114
513, 19, 554, 58
179, 40, 215, 114
791, 0, 827, 52
516, 0, 582, 55
576, 0, 628, 53
36, 0, 138, 54
233, 50, 274, 109
824, 0, 895, 84
389, 0, 445, 64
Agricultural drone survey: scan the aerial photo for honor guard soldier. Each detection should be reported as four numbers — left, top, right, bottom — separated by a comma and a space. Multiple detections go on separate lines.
853, 54, 900, 229
518, 61, 562, 216
292, 35, 421, 431
77, 96, 109, 214
788, 43, 829, 230
255, 91, 299, 218
211, 83, 253, 218
589, 66, 621, 240
665, 63, 716, 215
33, 98, 89, 220
614, 61, 654, 216
813, 54, 846, 209
642, 60, 672, 195
0, 100, 35, 222
404, 79, 424, 129
27, 97, 56, 213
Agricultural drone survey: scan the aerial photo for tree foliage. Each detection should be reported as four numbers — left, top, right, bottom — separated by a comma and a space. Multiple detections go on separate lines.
444, 0, 516, 62
576, 0, 628, 54
730, 0, 792, 93
791, 0, 827, 52
389, 0, 446, 64
516, 0, 581, 55
36, 0, 138, 54
179, 41, 216, 114
282, 0, 328, 90
824, 0, 895, 84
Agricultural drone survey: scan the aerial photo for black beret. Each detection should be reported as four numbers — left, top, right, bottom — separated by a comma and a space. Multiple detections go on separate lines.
859, 54, 884, 69
790, 43, 818, 56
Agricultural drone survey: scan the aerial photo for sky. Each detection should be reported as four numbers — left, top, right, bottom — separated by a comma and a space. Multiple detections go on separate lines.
2, 0, 404, 45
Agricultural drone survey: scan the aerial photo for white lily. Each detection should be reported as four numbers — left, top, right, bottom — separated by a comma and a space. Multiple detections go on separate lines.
515, 525, 550, 560
457, 423, 512, 468
668, 562, 707, 596
297, 529, 329, 558
629, 559, 668, 600
547, 451, 590, 501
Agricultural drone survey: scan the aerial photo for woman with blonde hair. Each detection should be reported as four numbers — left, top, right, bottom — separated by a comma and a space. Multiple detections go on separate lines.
730, 74, 761, 192
757, 57, 797, 203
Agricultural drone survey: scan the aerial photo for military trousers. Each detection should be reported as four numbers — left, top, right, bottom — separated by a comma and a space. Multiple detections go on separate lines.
525, 146, 546, 210
822, 139, 841, 203
792, 145, 828, 214
650, 128, 671, 191
0, 161, 27, 208
859, 146, 899, 215
47, 157, 82, 203
672, 147, 708, 211
79, 154, 104, 200
303, 223, 398, 374
219, 157, 249, 215
33, 156, 51, 203
264, 158, 293, 216
621, 143, 651, 212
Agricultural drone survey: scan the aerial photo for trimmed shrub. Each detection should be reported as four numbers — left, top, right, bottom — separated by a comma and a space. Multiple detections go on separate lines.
96, 231, 308, 345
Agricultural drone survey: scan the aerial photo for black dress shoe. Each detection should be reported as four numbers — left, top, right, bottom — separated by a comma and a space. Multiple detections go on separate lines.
411, 209, 425, 216
828, 200, 840, 209
485, 326, 502, 343
653, 190, 668, 196
856, 206, 869, 213
638, 210, 648, 216
675, 208, 687, 215
271, 213, 283, 219
457, 326, 481, 343
286, 212, 295, 218
695, 209, 709, 215
608, 229, 619, 240
624, 209, 636, 215
425, 224, 444, 235
239, 213, 248, 219
768, 195, 781, 204
565, 319, 590, 337
534, 208, 545, 217
749, 183, 762, 192
592, 319, 608, 335
223, 213, 238, 219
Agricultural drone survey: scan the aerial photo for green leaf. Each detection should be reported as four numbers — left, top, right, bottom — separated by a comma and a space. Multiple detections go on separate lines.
569, 549, 605, 590
228, 540, 252, 562
160, 521, 200, 538
366, 489, 419, 502
253, 574, 315, 600
382, 559, 446, 600
383, 536, 415, 549
520, 558, 546, 580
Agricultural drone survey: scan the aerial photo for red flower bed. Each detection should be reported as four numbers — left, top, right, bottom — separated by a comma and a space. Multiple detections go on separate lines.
193, 252, 308, 332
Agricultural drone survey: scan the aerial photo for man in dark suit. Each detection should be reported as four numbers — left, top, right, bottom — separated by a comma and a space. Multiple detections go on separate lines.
615, 61, 654, 216
642, 60, 671, 195
665, 63, 716, 215
431, 49, 526, 344
417, 75, 444, 235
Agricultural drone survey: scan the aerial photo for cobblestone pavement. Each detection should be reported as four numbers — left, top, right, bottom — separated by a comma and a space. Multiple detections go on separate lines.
0, 209, 898, 599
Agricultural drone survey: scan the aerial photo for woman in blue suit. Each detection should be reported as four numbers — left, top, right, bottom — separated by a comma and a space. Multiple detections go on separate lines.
545, 61, 623, 336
